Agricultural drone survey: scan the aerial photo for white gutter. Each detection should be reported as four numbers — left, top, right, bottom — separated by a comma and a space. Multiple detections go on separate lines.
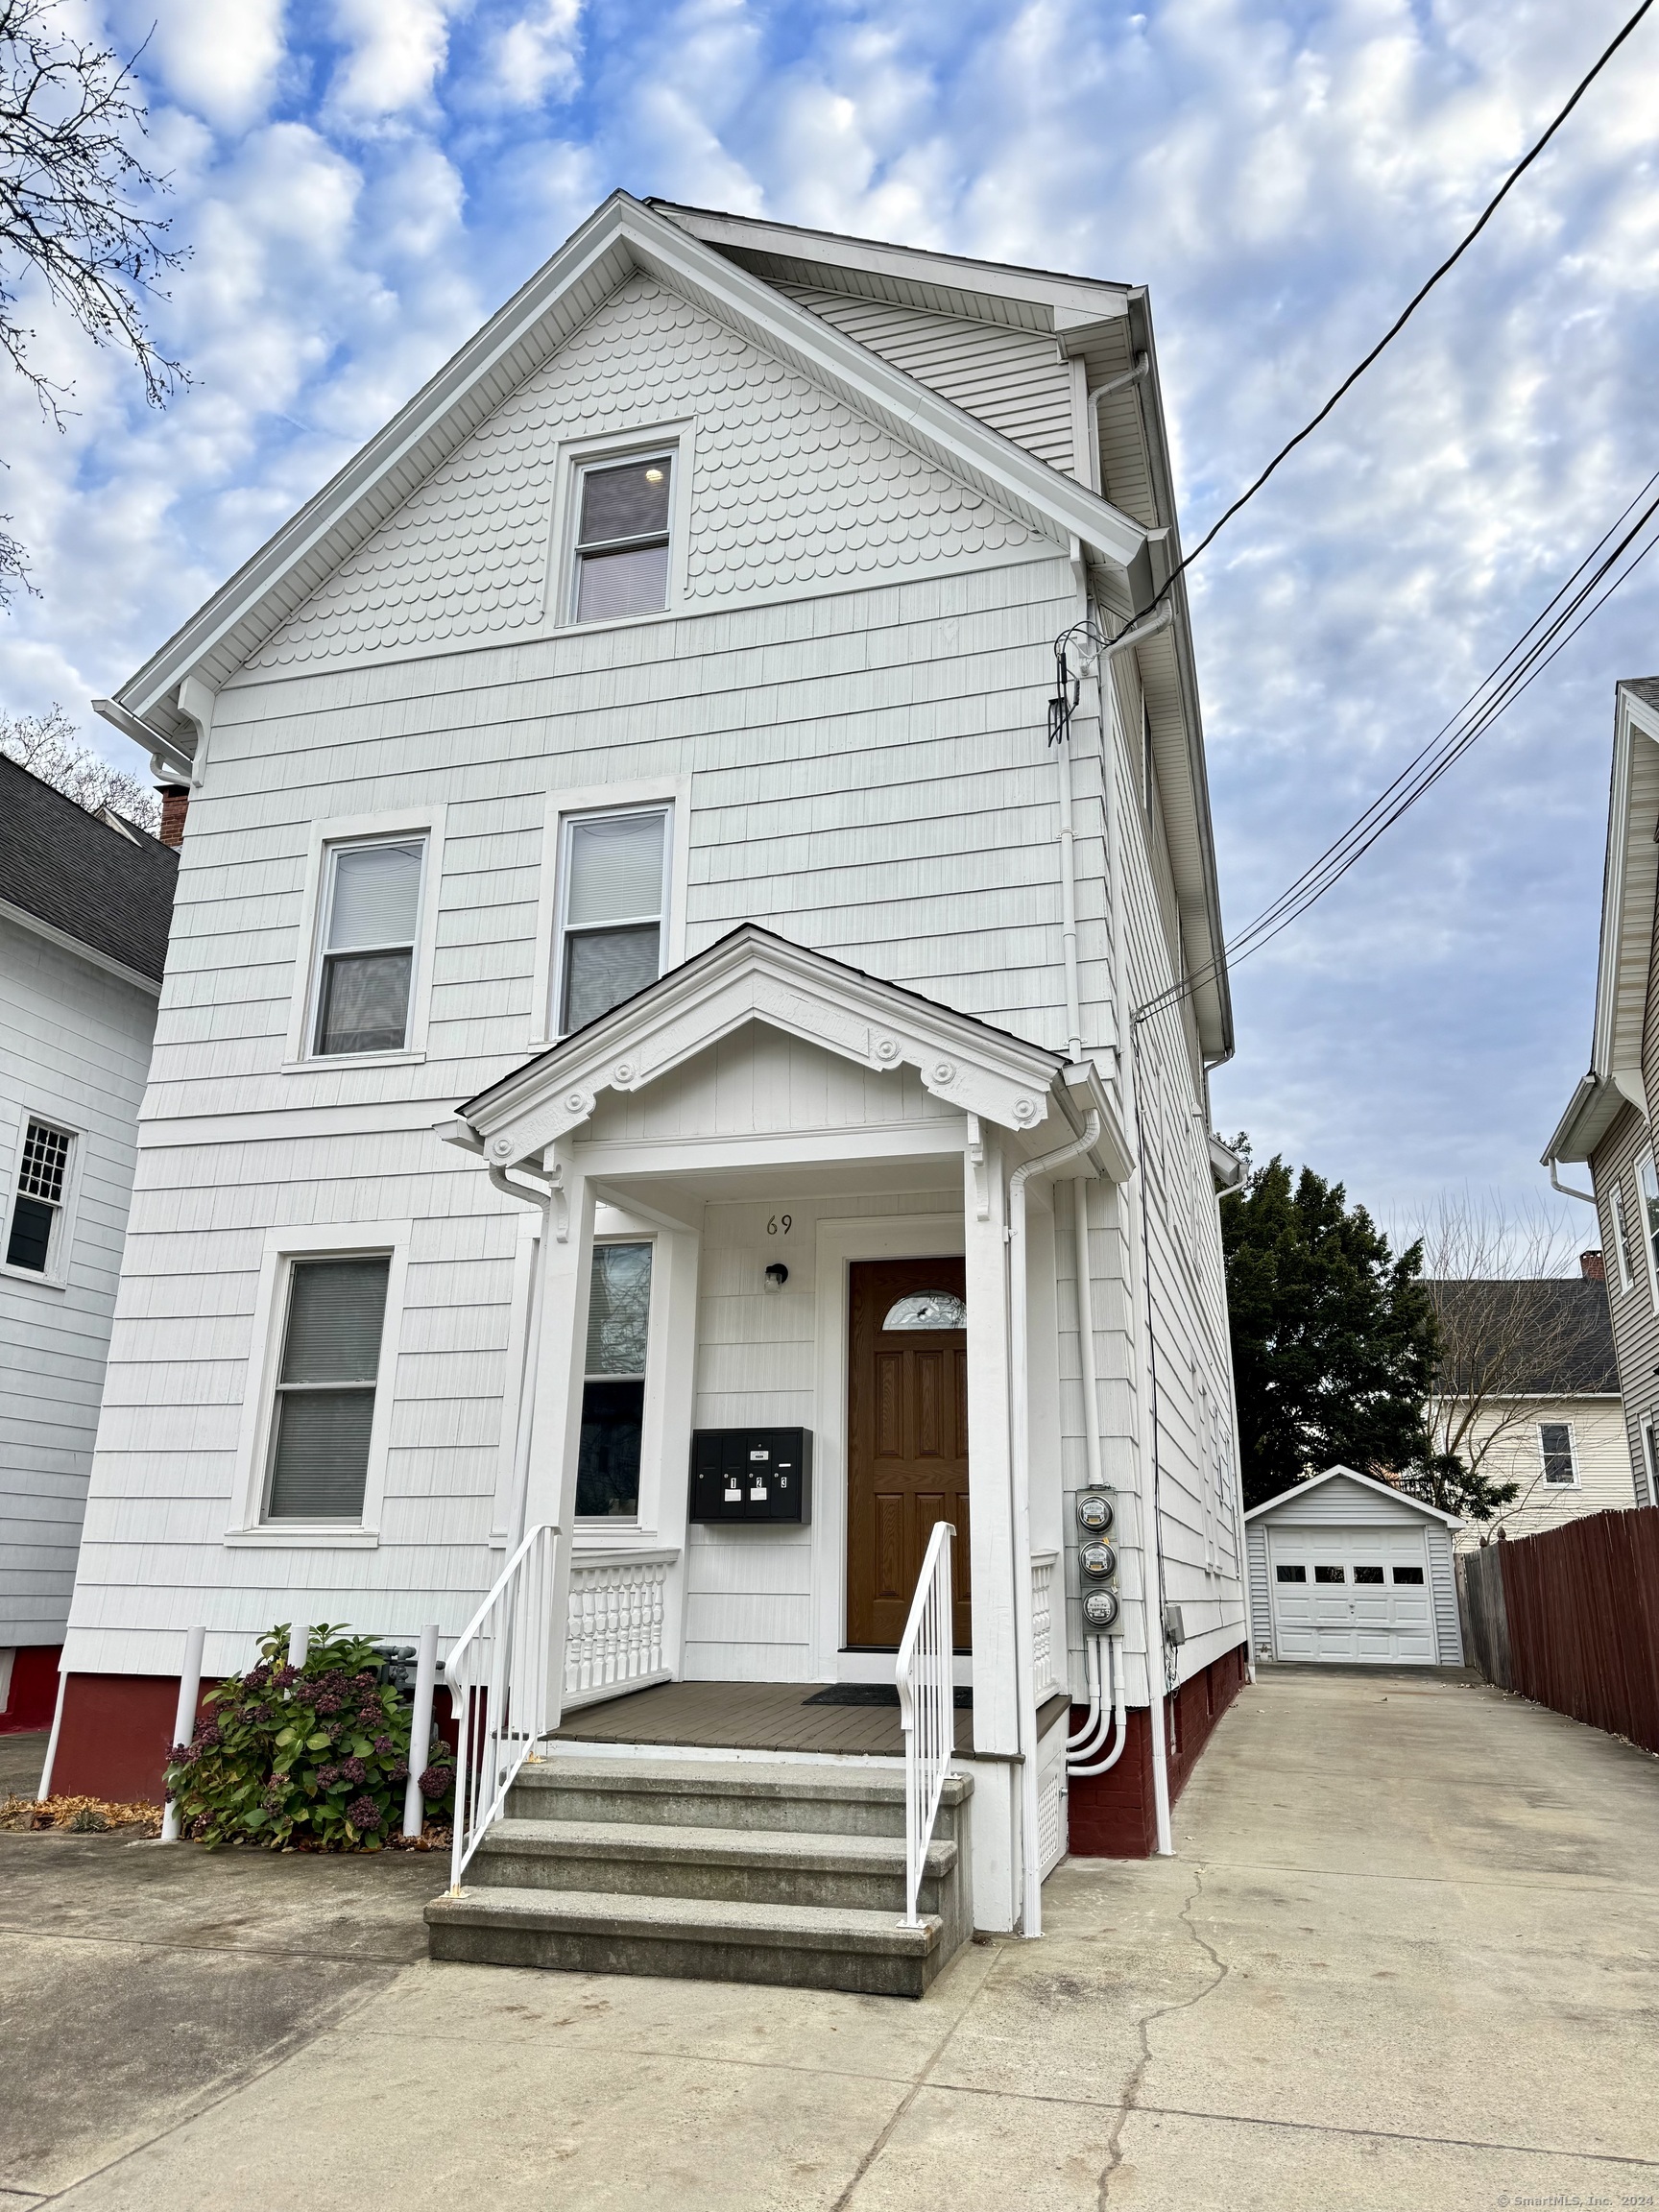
93, 696, 197, 786
1008, 1107, 1101, 1938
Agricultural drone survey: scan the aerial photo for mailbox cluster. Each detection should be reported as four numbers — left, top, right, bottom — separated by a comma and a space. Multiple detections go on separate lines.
1076, 1488, 1120, 1629
689, 1428, 814, 1524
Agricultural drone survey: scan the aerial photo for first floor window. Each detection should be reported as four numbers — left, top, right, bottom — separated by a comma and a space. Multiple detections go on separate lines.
313, 838, 425, 1057
6, 1119, 72, 1273
266, 1257, 390, 1520
557, 807, 669, 1033
1539, 1421, 1577, 1486
576, 1241, 652, 1518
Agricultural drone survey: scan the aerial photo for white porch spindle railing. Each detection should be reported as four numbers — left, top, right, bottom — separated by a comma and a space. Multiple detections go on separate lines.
447, 1522, 560, 1895
895, 1518, 955, 1929
1029, 1550, 1059, 1703
564, 1550, 676, 1708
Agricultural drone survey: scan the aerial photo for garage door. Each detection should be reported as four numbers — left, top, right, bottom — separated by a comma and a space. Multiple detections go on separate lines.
1268, 1526, 1437, 1663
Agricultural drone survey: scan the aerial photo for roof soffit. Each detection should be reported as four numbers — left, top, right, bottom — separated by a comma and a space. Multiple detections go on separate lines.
119, 193, 1149, 743
458, 926, 1066, 1169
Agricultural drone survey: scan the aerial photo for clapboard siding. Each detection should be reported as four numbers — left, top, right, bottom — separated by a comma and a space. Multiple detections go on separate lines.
1246, 1524, 1273, 1659
1256, 1474, 1431, 1527
1426, 1526, 1462, 1663
1, 917, 158, 1647
1589, 884, 1659, 1494
1449, 1397, 1636, 1546
778, 285, 1079, 476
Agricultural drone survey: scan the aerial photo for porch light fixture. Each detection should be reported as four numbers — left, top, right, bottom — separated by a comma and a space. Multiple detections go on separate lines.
763, 1262, 788, 1290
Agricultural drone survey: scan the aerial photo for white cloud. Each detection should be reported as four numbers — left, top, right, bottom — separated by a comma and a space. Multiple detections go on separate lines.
325, 0, 468, 122
491, 0, 583, 106
136, 0, 289, 132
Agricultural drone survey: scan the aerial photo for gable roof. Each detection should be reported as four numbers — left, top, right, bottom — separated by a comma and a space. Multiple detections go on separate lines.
1243, 1462, 1463, 1528
1426, 1276, 1620, 1397
0, 755, 177, 989
1546, 678, 1659, 1163
452, 922, 1131, 1179
110, 190, 1149, 755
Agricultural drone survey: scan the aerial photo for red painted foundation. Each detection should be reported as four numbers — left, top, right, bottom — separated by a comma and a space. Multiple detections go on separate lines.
0, 1645, 62, 1734
1068, 1641, 1248, 1857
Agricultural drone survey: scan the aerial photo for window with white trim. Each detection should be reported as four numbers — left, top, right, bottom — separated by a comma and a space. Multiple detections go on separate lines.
311, 838, 426, 1057
264, 1257, 391, 1521
5, 1118, 73, 1274
576, 1240, 653, 1519
1538, 1421, 1578, 1487
570, 451, 674, 623
1641, 1154, 1659, 1311
1641, 1416, 1659, 1509
555, 806, 670, 1034
1611, 1179, 1635, 1294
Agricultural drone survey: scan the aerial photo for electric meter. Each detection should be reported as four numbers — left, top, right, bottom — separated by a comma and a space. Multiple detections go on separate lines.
1079, 1540, 1118, 1580
1082, 1588, 1120, 1629
1077, 1490, 1114, 1533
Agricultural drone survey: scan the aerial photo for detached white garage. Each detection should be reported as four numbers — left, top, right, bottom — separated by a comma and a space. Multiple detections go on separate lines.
1245, 1465, 1464, 1667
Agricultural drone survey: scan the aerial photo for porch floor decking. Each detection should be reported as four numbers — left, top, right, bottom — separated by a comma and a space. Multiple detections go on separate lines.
550, 1680, 974, 1758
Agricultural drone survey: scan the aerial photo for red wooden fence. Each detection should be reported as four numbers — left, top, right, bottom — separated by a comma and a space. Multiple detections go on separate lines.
1464, 1508, 1659, 1753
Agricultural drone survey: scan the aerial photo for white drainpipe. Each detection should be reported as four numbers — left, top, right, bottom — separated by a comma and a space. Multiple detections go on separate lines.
1008, 1107, 1101, 1937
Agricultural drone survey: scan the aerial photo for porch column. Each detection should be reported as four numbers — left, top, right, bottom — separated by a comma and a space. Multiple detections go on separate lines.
520, 1144, 597, 1737
963, 1123, 1019, 1758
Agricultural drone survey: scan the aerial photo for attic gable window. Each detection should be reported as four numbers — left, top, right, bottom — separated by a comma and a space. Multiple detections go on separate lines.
572, 453, 673, 623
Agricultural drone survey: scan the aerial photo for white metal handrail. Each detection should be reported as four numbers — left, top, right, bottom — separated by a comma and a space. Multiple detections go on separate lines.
448, 1521, 560, 1895
895, 1518, 955, 1928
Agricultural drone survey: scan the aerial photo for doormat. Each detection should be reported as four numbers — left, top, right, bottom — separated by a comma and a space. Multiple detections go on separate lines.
805, 1684, 973, 1708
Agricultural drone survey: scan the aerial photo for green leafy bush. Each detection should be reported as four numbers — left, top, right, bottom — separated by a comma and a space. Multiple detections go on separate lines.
164, 1623, 454, 1851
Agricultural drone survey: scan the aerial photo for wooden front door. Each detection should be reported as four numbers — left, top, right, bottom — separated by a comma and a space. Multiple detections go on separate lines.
846, 1258, 971, 1650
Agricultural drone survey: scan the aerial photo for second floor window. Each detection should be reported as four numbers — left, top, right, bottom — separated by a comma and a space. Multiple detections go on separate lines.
1538, 1422, 1577, 1486
1611, 1180, 1635, 1293
558, 807, 668, 1033
1642, 1155, 1659, 1310
314, 839, 425, 1057
572, 453, 673, 623
6, 1118, 72, 1274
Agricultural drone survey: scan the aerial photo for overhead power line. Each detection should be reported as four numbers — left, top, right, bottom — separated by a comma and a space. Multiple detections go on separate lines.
1136, 467, 1659, 1026
1151, 0, 1656, 609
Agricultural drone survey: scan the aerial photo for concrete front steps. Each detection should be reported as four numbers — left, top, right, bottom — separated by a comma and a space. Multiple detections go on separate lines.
424, 1755, 974, 1999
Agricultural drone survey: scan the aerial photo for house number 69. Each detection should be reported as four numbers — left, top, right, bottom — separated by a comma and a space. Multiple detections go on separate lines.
767, 1215, 792, 1236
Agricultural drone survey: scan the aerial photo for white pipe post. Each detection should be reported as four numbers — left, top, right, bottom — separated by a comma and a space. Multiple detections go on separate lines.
287, 1622, 309, 1672
402, 1623, 440, 1839
35, 1667, 67, 1802
159, 1626, 206, 1842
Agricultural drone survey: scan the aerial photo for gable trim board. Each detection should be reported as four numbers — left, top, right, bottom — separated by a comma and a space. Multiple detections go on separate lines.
1547, 680, 1659, 1166
1244, 1467, 1464, 1667
113, 193, 1148, 754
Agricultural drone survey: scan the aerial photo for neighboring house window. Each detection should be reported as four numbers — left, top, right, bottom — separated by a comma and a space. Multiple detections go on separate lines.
1641, 1155, 1659, 1310
1611, 1180, 1635, 1294
1538, 1421, 1578, 1486
577, 1241, 653, 1519
556, 807, 670, 1033
265, 1257, 391, 1520
5, 1118, 72, 1274
571, 452, 673, 623
312, 839, 425, 1057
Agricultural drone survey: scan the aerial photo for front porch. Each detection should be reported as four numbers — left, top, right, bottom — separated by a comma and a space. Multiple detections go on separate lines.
551, 1677, 979, 1759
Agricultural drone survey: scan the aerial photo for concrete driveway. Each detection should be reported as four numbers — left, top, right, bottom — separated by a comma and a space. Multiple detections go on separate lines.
3, 1664, 1656, 2210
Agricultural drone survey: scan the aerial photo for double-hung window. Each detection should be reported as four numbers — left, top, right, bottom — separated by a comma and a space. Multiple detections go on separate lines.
1641, 1155, 1659, 1311
6, 1118, 73, 1274
265, 1257, 391, 1521
577, 1241, 653, 1519
1611, 1179, 1635, 1294
571, 452, 673, 624
312, 839, 425, 1057
1538, 1421, 1578, 1487
557, 807, 669, 1033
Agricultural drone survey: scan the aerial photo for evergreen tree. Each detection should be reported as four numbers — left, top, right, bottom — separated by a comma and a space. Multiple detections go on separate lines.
1221, 1155, 1441, 1510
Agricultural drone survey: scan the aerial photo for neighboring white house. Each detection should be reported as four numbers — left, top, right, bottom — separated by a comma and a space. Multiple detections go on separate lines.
54, 193, 1248, 1962
1245, 1466, 1464, 1668
0, 757, 179, 1733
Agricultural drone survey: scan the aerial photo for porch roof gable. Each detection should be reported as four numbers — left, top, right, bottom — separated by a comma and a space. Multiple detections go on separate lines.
455, 925, 1068, 1167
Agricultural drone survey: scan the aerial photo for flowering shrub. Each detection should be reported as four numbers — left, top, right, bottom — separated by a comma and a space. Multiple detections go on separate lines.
163, 1623, 454, 1851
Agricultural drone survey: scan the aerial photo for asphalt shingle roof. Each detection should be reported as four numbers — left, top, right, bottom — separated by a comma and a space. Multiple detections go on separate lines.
0, 755, 178, 984
1426, 1276, 1620, 1397
1623, 676, 1659, 714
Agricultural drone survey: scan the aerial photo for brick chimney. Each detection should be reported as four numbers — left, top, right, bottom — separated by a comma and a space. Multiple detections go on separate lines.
1579, 1249, 1605, 1282
156, 785, 189, 849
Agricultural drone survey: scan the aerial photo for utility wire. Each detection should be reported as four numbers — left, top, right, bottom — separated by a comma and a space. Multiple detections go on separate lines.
1149, 0, 1656, 610
1135, 470, 1659, 1024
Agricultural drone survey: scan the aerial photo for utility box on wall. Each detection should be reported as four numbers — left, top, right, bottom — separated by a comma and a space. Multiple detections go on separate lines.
689, 1430, 813, 1525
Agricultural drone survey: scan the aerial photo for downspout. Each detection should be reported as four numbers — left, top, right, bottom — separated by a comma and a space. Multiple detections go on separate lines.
1008, 1107, 1101, 1938
1549, 1158, 1597, 1206
489, 1162, 555, 1551
1101, 642, 1174, 1856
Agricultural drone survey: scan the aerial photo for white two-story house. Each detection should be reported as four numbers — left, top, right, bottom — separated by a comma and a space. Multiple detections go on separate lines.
54, 194, 1246, 1979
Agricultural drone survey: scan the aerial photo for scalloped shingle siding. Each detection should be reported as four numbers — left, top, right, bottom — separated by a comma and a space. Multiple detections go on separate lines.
248, 274, 1034, 673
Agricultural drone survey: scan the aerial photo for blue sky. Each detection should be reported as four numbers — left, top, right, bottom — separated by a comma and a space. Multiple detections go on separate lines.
4, 0, 1657, 1238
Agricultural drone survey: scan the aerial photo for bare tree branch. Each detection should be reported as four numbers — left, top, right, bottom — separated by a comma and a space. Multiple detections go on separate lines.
1, 702, 159, 830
